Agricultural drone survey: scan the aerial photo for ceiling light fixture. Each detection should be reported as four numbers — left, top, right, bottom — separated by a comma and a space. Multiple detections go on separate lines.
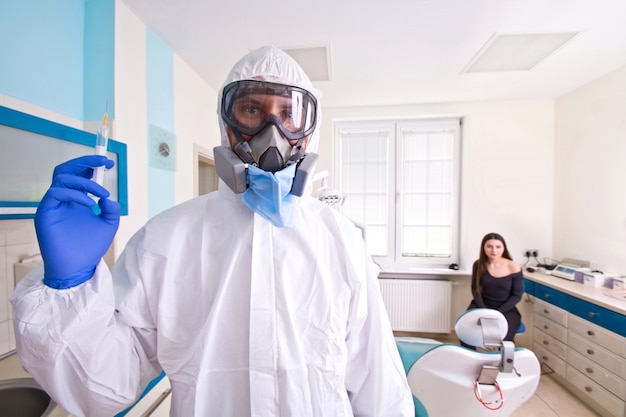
283, 45, 332, 82
462, 32, 579, 73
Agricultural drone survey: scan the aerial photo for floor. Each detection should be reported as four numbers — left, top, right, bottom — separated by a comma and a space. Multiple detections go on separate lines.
512, 374, 600, 417
0, 351, 603, 417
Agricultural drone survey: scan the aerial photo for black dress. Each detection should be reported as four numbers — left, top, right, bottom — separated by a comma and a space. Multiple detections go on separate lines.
465, 261, 525, 345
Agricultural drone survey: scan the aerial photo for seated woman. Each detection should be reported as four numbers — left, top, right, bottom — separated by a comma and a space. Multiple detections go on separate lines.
462, 232, 524, 349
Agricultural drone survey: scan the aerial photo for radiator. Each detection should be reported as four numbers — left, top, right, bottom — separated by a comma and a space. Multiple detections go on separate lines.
378, 279, 452, 333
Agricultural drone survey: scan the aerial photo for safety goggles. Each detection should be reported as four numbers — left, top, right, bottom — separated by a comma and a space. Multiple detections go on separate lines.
221, 80, 317, 141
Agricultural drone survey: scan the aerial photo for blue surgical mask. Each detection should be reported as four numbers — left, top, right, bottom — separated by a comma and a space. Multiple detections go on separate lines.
242, 163, 297, 228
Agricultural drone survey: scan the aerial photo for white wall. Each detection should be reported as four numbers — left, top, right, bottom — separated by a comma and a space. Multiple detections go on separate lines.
0, 220, 39, 355
173, 55, 221, 204
114, 2, 149, 254
318, 100, 555, 270
113, 2, 219, 254
554, 65, 626, 273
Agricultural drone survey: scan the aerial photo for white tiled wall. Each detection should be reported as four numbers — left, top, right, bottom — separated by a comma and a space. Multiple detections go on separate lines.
0, 98, 80, 357
0, 219, 39, 356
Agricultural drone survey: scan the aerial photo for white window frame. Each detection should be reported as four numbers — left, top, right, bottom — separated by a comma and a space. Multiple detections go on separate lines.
334, 117, 462, 270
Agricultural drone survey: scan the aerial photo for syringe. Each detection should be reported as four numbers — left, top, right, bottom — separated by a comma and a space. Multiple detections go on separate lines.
93, 111, 109, 185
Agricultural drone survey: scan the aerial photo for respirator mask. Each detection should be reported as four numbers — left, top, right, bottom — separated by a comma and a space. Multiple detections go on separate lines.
214, 80, 319, 196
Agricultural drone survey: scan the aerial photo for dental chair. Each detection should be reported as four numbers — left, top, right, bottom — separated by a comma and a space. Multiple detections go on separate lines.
396, 309, 540, 417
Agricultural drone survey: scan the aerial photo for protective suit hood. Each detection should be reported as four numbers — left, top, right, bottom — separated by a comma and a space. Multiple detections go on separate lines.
217, 45, 322, 155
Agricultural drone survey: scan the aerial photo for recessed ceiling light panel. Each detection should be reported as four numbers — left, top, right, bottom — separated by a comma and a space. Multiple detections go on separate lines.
283, 45, 332, 81
462, 32, 579, 73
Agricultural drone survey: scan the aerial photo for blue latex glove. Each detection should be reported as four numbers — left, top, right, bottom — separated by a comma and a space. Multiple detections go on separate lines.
35, 155, 121, 289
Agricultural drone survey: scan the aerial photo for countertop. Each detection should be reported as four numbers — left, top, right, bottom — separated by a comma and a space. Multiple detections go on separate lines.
524, 270, 626, 315
0, 351, 30, 380
378, 267, 471, 279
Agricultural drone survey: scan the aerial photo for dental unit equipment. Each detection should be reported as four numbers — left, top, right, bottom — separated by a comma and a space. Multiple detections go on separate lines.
397, 309, 540, 417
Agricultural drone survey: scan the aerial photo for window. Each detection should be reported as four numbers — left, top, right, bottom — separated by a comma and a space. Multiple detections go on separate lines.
334, 118, 462, 269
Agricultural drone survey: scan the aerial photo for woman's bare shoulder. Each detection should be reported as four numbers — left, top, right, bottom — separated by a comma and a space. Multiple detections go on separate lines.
507, 259, 522, 274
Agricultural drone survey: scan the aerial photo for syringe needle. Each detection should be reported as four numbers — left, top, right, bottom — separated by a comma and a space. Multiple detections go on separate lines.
93, 111, 109, 185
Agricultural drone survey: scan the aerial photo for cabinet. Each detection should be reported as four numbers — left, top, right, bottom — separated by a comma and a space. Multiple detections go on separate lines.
532, 298, 567, 377
525, 279, 626, 417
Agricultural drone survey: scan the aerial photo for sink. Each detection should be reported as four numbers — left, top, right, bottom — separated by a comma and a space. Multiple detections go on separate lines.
0, 377, 57, 417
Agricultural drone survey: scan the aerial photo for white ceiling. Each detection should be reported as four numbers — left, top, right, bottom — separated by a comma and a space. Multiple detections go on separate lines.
121, 0, 626, 108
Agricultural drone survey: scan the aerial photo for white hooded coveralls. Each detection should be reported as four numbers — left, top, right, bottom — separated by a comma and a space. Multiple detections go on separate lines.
11, 46, 414, 417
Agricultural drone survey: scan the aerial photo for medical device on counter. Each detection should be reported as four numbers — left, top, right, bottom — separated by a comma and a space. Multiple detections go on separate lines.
581, 271, 601, 287
93, 110, 109, 185
551, 264, 581, 280
551, 258, 591, 281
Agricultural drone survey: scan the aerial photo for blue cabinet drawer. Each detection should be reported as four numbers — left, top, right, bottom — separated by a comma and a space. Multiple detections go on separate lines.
523, 279, 535, 296
533, 283, 569, 310
569, 297, 626, 338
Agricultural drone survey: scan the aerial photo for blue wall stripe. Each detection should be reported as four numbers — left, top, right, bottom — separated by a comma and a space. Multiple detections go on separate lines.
0, 105, 93, 146
146, 29, 175, 218
146, 31, 174, 131
84, 0, 115, 122
0, 0, 84, 119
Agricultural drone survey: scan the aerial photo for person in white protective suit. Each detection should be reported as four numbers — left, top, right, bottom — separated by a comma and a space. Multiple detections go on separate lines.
10, 46, 414, 417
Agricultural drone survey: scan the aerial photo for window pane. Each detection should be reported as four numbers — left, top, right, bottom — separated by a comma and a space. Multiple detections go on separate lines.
403, 193, 426, 225
342, 194, 363, 223
339, 126, 390, 257
427, 132, 453, 159
427, 194, 451, 224
427, 161, 452, 193
401, 125, 455, 259
363, 194, 387, 224
364, 162, 387, 191
402, 225, 451, 257
423, 226, 452, 257
403, 225, 426, 254
403, 160, 428, 193
343, 194, 387, 225
342, 163, 367, 192
367, 226, 389, 256
336, 119, 460, 267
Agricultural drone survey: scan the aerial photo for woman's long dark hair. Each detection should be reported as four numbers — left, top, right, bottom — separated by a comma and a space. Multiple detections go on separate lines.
474, 232, 513, 294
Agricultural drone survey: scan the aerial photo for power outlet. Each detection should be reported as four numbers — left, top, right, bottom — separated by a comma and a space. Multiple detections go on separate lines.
523, 249, 538, 258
